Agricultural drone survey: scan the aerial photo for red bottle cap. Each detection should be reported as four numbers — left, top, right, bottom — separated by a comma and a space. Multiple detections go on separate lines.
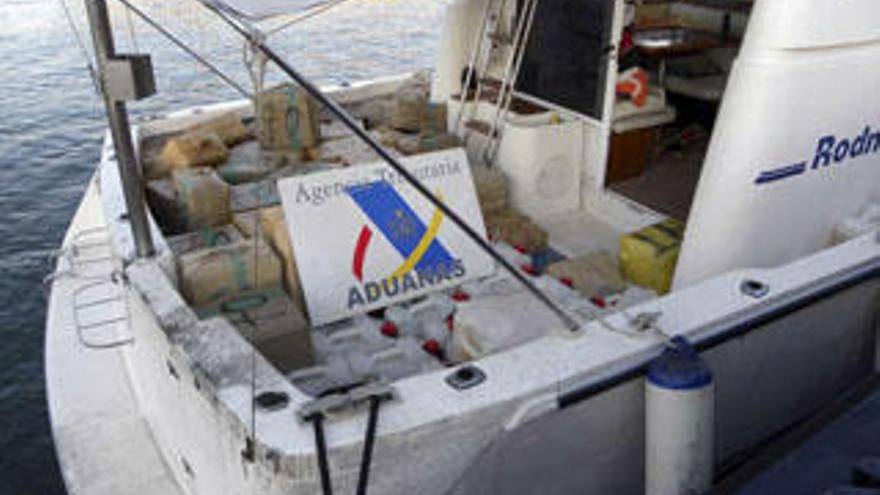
520, 263, 538, 276
451, 290, 471, 302
423, 339, 442, 357
513, 244, 528, 254
380, 321, 398, 338
590, 296, 607, 309
560, 276, 574, 288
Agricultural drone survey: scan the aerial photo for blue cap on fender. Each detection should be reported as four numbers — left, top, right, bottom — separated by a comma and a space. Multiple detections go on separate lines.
647, 336, 713, 390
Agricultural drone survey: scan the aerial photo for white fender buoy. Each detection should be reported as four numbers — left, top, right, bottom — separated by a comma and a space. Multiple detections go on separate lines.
646, 336, 715, 495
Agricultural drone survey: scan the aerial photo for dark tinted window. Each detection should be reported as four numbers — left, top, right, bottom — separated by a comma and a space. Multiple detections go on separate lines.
516, 0, 615, 120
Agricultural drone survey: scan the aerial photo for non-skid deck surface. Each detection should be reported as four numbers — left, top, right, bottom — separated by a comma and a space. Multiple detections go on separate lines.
609, 138, 707, 222
540, 208, 624, 258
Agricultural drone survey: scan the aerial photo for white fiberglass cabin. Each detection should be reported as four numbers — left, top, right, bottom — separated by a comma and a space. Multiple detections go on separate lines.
47, 0, 880, 494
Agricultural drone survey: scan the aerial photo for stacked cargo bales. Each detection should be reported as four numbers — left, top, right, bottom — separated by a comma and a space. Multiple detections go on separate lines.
143, 81, 566, 380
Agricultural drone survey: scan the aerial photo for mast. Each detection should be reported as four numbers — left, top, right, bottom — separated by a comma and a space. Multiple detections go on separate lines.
84, 0, 156, 258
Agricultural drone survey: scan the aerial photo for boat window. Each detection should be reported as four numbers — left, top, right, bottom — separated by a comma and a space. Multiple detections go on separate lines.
516, 0, 616, 120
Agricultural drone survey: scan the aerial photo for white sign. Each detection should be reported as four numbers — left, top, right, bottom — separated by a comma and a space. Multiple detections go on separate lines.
278, 148, 494, 325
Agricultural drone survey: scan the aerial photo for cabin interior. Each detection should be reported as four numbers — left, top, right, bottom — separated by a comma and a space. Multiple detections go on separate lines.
606, 1, 751, 222
135, 0, 755, 397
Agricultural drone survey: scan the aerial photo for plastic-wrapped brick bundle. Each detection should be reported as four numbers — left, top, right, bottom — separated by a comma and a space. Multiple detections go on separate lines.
255, 84, 322, 153
484, 208, 548, 254
165, 225, 243, 257
472, 165, 509, 217
230, 179, 280, 213
259, 206, 304, 307
178, 239, 282, 307
158, 131, 229, 175
190, 112, 250, 146
217, 141, 281, 185
172, 167, 231, 230
391, 85, 428, 132
546, 250, 627, 299
451, 290, 563, 360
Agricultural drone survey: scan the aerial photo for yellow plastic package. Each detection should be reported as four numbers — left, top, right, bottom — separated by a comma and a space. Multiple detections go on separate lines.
619, 218, 684, 294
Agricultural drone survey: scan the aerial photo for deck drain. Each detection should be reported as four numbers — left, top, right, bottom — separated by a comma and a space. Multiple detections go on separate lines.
740, 279, 770, 299
255, 391, 290, 412
445, 365, 486, 391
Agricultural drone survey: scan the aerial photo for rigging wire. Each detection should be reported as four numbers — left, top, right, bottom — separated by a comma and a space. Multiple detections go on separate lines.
124, 5, 140, 52
56, 0, 100, 93
264, 0, 355, 37
113, 0, 251, 99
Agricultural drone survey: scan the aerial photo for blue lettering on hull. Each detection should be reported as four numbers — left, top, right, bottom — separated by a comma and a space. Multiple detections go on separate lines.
755, 125, 880, 185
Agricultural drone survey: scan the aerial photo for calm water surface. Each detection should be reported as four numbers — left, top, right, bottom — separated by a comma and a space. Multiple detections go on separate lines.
0, 1, 445, 492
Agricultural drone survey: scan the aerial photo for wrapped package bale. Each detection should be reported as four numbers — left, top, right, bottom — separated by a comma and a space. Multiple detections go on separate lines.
230, 179, 280, 213
546, 251, 626, 298
484, 208, 548, 254
166, 225, 243, 257
146, 179, 187, 234
217, 141, 280, 185
259, 206, 305, 307
419, 102, 448, 137
232, 210, 263, 238
391, 75, 429, 132
395, 133, 461, 156
255, 84, 321, 152
349, 98, 393, 130
142, 132, 180, 180
619, 218, 684, 295
191, 112, 250, 146
158, 131, 229, 174
197, 288, 314, 372
472, 165, 508, 217
179, 239, 283, 307
172, 168, 231, 229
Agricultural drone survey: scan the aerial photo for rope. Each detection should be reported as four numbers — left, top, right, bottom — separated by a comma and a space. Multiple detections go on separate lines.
56, 0, 99, 93
242, 36, 268, 94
